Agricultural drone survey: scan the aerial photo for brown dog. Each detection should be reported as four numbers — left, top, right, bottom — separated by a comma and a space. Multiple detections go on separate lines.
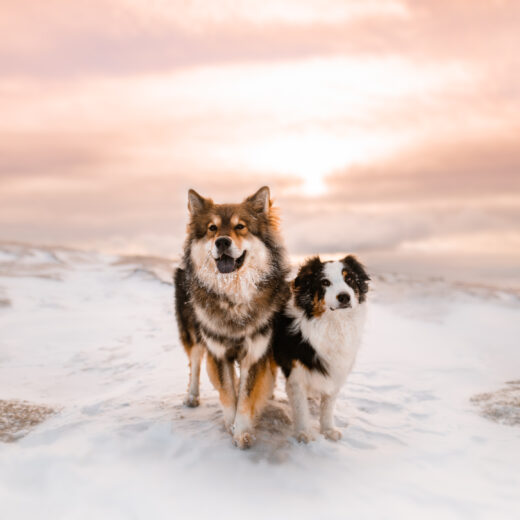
174, 187, 289, 448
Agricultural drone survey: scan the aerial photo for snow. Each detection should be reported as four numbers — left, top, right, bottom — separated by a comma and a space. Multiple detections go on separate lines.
0, 243, 519, 519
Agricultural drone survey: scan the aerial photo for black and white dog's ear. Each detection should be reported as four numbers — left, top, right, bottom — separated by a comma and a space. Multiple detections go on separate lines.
341, 254, 370, 295
293, 256, 323, 317
294, 255, 322, 287
245, 186, 271, 214
188, 189, 211, 215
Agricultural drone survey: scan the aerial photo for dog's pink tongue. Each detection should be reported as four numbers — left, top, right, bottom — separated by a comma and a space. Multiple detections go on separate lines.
216, 255, 235, 274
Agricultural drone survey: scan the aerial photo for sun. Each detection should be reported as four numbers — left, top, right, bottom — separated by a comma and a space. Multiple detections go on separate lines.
216, 130, 402, 197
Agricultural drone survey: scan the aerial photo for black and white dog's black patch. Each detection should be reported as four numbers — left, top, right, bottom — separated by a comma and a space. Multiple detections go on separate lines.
272, 255, 370, 442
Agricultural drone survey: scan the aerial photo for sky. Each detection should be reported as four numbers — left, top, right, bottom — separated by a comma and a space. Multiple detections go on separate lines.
1, 0, 519, 286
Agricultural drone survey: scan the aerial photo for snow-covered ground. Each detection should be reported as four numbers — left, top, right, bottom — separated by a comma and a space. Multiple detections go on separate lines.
0, 242, 519, 519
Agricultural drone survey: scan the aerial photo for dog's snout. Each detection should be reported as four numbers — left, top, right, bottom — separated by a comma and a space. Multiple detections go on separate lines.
337, 292, 350, 304
215, 236, 232, 253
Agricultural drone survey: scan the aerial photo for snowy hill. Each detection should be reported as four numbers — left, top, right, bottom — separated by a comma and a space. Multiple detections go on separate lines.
0, 242, 519, 519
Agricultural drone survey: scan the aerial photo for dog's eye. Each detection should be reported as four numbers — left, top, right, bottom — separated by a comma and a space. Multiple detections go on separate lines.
322, 279, 331, 287
235, 224, 245, 230
208, 224, 218, 232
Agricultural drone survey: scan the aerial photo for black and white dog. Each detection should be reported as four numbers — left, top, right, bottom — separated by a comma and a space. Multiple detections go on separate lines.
272, 255, 370, 442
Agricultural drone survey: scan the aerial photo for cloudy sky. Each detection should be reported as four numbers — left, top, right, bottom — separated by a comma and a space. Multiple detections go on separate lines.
1, 0, 519, 285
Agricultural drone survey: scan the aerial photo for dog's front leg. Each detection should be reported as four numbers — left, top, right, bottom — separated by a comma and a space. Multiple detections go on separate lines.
320, 392, 342, 441
232, 354, 274, 449
183, 343, 205, 407
286, 366, 314, 443
206, 352, 237, 432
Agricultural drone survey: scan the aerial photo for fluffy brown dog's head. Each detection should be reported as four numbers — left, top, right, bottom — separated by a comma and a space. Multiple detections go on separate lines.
185, 186, 285, 297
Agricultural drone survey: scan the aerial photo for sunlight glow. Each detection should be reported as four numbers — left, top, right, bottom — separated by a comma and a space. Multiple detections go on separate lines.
120, 0, 409, 30
216, 131, 408, 196
0, 57, 475, 201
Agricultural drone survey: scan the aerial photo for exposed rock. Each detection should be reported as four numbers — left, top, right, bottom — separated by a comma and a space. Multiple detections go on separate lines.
471, 380, 520, 426
0, 400, 55, 442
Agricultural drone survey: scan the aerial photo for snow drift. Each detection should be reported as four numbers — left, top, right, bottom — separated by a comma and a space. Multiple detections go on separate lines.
0, 242, 519, 519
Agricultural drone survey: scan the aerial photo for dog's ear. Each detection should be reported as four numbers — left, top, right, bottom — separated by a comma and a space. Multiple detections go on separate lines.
341, 254, 370, 297
341, 255, 370, 281
245, 186, 271, 215
294, 256, 322, 288
188, 189, 211, 215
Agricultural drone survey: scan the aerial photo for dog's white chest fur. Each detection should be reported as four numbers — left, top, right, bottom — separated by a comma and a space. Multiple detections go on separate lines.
293, 303, 366, 396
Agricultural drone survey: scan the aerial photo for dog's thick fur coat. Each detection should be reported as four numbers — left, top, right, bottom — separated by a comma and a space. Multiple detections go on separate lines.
174, 187, 289, 448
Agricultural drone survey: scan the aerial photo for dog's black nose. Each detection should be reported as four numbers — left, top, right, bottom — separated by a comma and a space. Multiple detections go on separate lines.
337, 292, 350, 304
215, 236, 232, 253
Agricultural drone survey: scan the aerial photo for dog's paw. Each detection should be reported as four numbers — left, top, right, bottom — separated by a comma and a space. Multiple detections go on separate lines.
295, 430, 315, 443
233, 431, 255, 450
183, 394, 200, 408
322, 428, 342, 441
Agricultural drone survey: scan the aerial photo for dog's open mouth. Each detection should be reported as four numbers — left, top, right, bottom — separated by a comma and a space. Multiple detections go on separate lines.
215, 251, 247, 274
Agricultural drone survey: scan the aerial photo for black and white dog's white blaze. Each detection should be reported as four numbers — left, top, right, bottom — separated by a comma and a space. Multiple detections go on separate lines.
272, 255, 370, 443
